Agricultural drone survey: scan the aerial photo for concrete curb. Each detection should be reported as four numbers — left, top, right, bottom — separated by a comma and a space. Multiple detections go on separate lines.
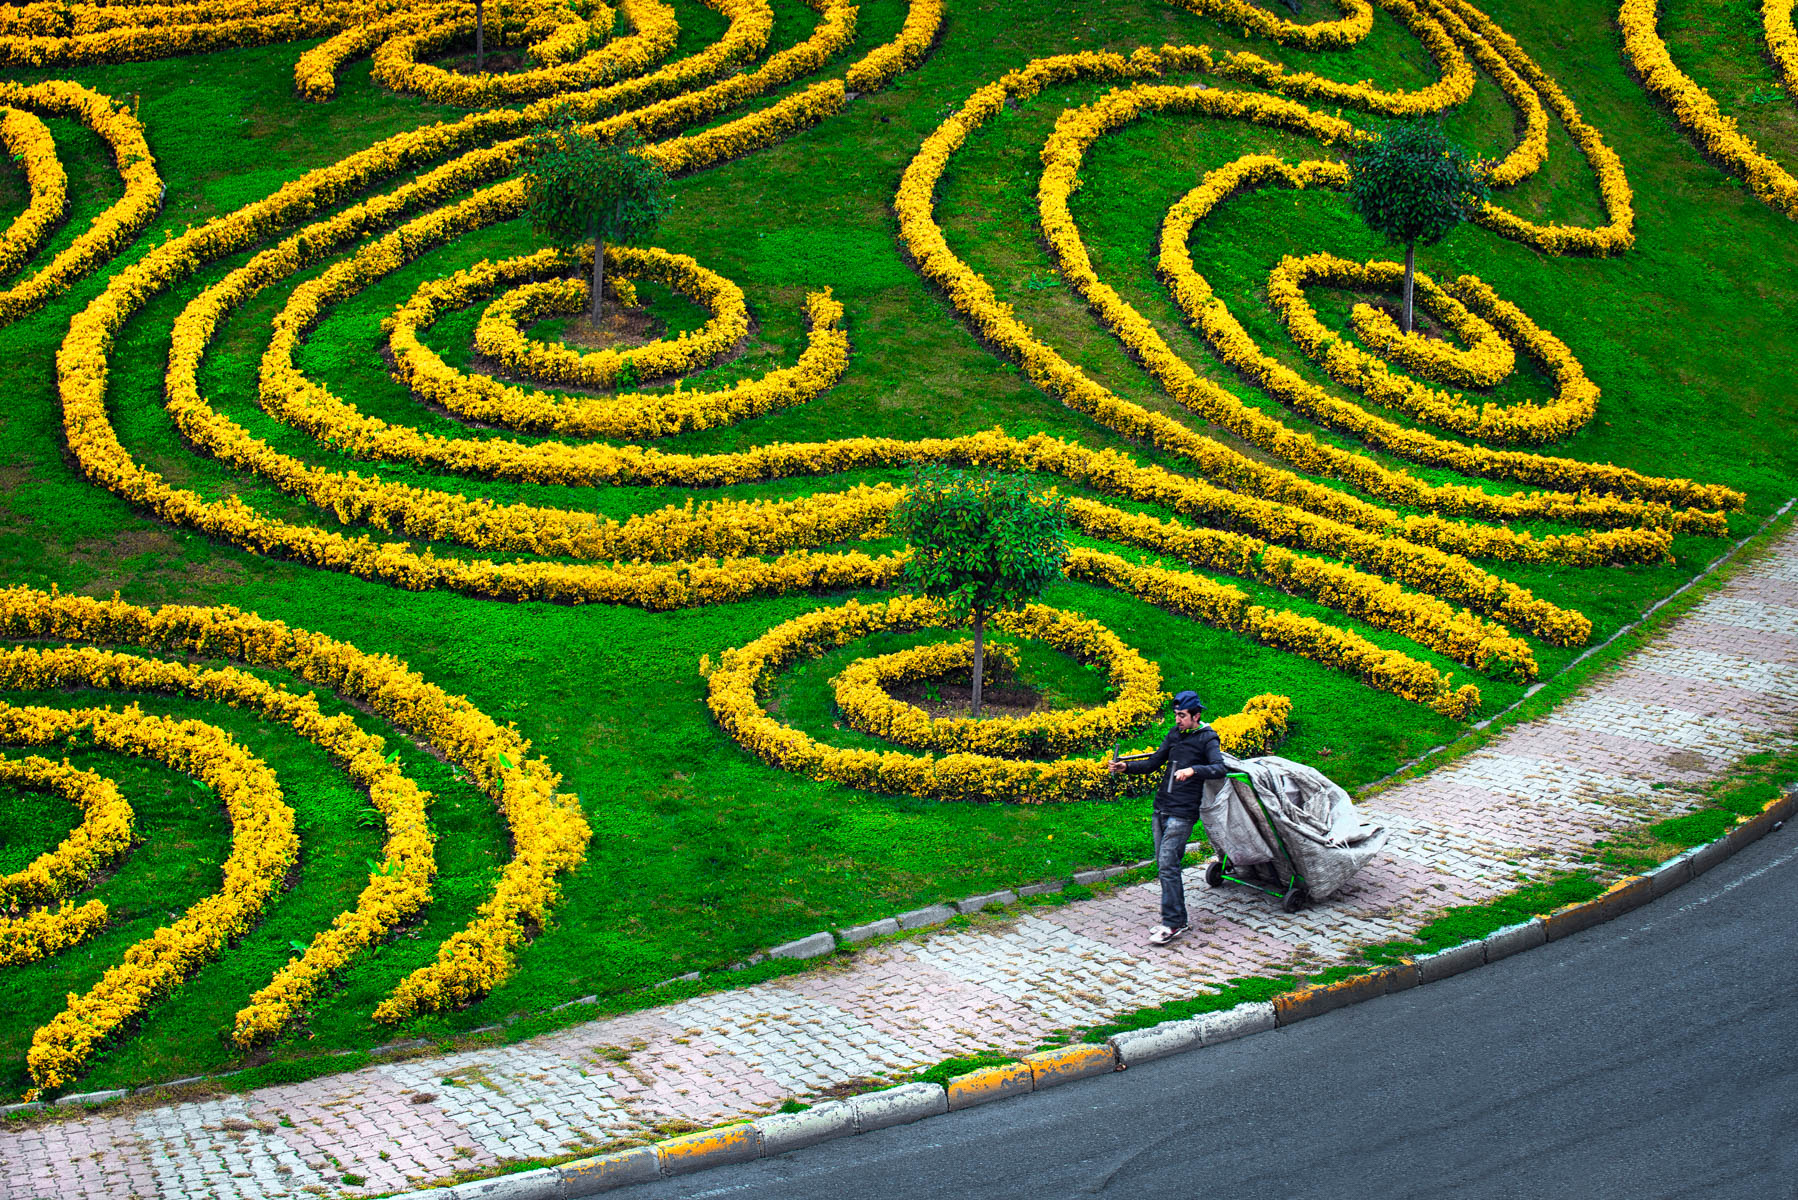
1483, 918, 1546, 961
849, 1082, 947, 1132
355, 791, 1793, 1197
755, 1100, 853, 1154
1542, 876, 1651, 940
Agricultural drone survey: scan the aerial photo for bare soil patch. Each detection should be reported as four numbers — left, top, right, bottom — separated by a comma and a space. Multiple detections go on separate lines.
889, 672, 1052, 720
1364, 298, 1445, 341
555, 306, 662, 351
434, 50, 530, 75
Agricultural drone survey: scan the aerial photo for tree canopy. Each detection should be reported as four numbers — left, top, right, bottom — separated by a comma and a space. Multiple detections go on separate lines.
1348, 121, 1489, 331
890, 467, 1070, 714
1348, 120, 1489, 248
523, 118, 672, 322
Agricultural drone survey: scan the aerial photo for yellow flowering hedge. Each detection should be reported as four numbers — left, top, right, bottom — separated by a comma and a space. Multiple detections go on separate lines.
0, 0, 755, 116
1267, 253, 1597, 445
0, 648, 433, 1057
1346, 294, 1514, 390
843, 0, 942, 91
0, 0, 402, 67
10, 0, 1752, 902
707, 595, 1291, 803
294, 0, 671, 103
0, 754, 132, 914
1209, 694, 1297, 760
0, 80, 160, 327
0, 700, 297, 1092
0, 899, 110, 971
1767, 0, 1798, 97
62, 0, 930, 596
0, 107, 65, 281
0, 586, 594, 1079
1064, 551, 1482, 719
0, 755, 128, 969
1619, 0, 1798, 218
43, 0, 1601, 680
388, 250, 848, 437
1169, 0, 1373, 49
151, 230, 1570, 691
899, 46, 1730, 597
1066, 497, 1545, 672
371, 0, 683, 108
1154, 154, 1729, 521
471, 245, 750, 387
830, 605, 1164, 756
1038, 86, 1720, 523
149, 87, 1583, 691
294, 5, 449, 102
99, 2, 1592, 694
536, 4, 620, 64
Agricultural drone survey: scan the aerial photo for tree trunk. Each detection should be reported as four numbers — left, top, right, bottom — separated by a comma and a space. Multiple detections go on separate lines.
475, 0, 484, 70
591, 231, 604, 325
1403, 242, 1416, 334
971, 608, 985, 717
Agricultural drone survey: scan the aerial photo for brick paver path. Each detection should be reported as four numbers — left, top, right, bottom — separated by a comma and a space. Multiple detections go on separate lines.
5, 529, 1798, 1199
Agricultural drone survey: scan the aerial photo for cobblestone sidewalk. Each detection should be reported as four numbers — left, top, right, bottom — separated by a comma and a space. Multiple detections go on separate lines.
5, 529, 1798, 1199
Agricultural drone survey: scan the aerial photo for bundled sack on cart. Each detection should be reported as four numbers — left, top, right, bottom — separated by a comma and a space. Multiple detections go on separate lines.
1198, 754, 1388, 901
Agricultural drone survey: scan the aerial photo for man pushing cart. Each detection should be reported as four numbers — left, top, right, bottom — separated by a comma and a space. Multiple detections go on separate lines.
1108, 689, 1387, 945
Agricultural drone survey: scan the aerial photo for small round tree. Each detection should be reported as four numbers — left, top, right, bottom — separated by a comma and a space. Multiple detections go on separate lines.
1347, 121, 1489, 333
890, 467, 1070, 716
524, 118, 673, 326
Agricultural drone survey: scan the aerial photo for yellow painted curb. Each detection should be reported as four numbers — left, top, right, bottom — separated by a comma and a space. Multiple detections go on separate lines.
1543, 874, 1651, 940
946, 1061, 1033, 1110
656, 1122, 760, 1175
1737, 791, 1795, 839
1025, 1043, 1115, 1089
1274, 971, 1386, 1026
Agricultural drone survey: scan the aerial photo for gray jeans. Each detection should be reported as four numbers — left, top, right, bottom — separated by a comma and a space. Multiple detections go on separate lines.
1152, 813, 1197, 929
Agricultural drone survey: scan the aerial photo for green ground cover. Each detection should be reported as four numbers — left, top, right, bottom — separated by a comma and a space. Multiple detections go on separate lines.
0, 0, 1795, 1098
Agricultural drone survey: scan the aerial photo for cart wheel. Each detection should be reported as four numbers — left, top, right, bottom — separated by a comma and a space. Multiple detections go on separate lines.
1205, 860, 1223, 888
1281, 885, 1307, 914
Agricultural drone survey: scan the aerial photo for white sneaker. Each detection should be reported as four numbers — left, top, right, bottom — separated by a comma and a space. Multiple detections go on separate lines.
1148, 924, 1188, 946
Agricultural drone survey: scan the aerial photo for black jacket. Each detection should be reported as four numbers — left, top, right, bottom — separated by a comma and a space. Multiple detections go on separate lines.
1120, 724, 1227, 820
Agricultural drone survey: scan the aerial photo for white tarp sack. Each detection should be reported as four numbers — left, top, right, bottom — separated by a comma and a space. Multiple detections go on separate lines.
1198, 753, 1387, 901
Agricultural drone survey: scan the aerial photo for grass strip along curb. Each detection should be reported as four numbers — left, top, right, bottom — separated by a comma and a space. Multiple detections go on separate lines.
100, 783, 1769, 1198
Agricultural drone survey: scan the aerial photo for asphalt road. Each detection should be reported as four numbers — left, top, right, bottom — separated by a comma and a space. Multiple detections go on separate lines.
620, 825, 1798, 1200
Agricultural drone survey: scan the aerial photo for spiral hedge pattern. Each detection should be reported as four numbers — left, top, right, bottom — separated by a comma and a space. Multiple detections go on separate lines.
0, 0, 1759, 1092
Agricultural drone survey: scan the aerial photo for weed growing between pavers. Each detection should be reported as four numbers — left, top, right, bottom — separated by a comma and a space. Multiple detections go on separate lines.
909, 1050, 1023, 1086
1080, 978, 1300, 1044
0, 0, 1795, 1097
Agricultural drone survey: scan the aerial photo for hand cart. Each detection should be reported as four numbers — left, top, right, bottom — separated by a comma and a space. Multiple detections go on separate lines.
1203, 770, 1309, 913
1114, 757, 1310, 913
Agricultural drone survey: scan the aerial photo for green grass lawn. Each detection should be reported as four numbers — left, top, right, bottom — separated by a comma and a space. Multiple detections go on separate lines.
0, 0, 1795, 1097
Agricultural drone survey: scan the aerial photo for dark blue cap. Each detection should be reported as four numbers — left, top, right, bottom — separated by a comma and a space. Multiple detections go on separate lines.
1172, 690, 1204, 712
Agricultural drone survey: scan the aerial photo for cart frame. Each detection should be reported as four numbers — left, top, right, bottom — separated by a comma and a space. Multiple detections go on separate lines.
1205, 770, 1309, 913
